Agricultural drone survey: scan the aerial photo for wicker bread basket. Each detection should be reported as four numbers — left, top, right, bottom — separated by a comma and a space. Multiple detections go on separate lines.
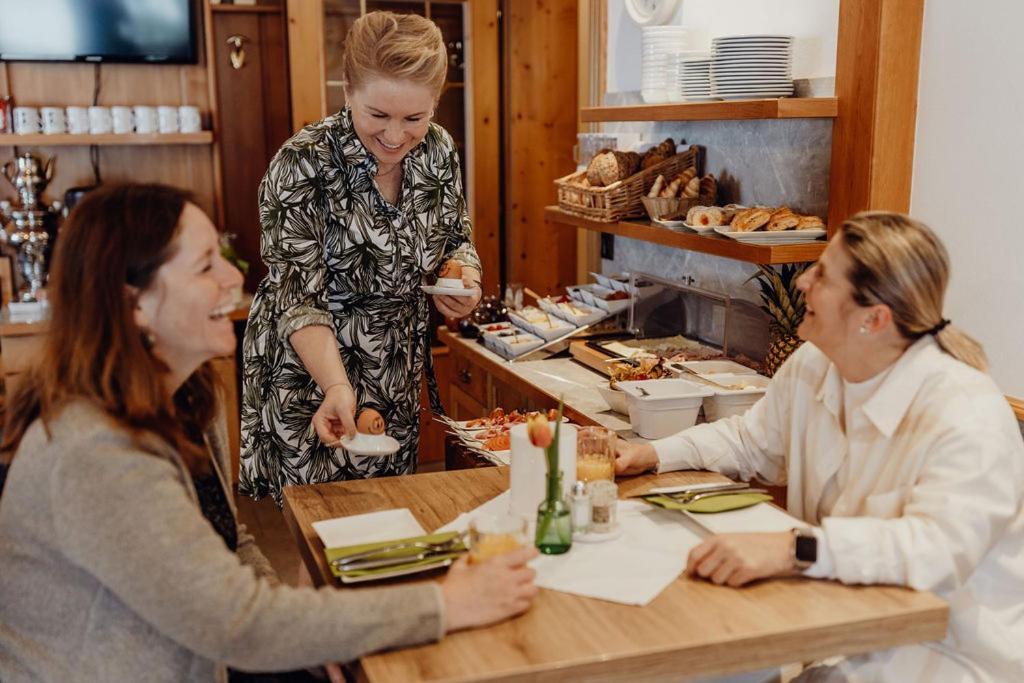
555, 145, 702, 223
641, 195, 714, 221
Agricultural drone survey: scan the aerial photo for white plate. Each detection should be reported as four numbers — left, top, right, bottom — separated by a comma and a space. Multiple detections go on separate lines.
313, 508, 425, 549
340, 557, 454, 584
422, 285, 476, 297
339, 432, 401, 456
713, 226, 826, 243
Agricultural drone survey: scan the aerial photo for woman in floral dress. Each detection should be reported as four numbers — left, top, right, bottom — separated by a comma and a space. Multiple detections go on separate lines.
240, 11, 481, 504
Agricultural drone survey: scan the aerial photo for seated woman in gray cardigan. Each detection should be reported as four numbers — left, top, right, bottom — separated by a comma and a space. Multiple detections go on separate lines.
0, 183, 538, 683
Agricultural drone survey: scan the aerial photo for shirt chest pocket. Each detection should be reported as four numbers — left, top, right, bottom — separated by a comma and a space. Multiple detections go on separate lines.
860, 488, 907, 519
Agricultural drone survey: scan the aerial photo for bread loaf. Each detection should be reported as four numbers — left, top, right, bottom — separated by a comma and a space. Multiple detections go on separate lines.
585, 150, 640, 187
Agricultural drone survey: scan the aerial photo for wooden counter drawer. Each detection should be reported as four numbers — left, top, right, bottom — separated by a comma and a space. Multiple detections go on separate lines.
450, 352, 488, 406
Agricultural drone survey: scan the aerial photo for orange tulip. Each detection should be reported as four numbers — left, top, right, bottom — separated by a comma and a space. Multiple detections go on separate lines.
526, 413, 553, 449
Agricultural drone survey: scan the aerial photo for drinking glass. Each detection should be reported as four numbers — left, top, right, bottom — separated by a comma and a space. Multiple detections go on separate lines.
576, 426, 616, 483
468, 513, 528, 563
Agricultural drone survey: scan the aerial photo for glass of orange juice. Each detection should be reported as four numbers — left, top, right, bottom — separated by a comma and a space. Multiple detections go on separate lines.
468, 513, 528, 563
576, 426, 616, 483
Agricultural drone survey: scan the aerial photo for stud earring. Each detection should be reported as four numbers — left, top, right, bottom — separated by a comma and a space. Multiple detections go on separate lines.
141, 330, 157, 349
859, 325, 868, 335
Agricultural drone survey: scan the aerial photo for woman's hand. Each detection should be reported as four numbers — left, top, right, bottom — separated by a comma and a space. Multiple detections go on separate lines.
685, 532, 796, 587
615, 440, 659, 475
312, 383, 358, 447
433, 265, 482, 319
440, 545, 539, 632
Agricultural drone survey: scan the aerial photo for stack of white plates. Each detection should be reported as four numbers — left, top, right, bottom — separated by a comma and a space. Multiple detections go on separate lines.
710, 35, 794, 100
676, 52, 712, 102
642, 26, 690, 104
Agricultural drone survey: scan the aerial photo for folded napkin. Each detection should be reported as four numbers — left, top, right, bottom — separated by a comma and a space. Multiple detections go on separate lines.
642, 492, 773, 514
324, 531, 467, 580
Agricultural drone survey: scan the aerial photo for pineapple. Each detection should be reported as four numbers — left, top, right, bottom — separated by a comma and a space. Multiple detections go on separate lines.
750, 264, 808, 377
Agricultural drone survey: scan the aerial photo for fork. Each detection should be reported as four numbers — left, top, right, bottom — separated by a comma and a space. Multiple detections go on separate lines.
684, 488, 767, 504
333, 534, 465, 571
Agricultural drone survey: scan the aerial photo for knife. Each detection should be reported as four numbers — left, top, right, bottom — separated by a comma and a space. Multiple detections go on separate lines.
635, 481, 748, 497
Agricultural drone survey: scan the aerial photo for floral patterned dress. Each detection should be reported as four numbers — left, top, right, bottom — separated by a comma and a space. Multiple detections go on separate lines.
239, 108, 480, 505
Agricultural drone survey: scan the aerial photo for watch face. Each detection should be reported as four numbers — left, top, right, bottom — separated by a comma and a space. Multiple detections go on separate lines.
795, 534, 818, 564
625, 0, 681, 26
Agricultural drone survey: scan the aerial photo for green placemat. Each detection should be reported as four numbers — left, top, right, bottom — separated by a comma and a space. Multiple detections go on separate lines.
325, 531, 467, 579
641, 492, 772, 514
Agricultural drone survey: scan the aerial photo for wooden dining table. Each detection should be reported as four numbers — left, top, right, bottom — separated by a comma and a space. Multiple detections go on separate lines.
282, 467, 949, 683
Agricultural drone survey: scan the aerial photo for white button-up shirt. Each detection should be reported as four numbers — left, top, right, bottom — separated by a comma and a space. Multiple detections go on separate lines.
652, 337, 1024, 682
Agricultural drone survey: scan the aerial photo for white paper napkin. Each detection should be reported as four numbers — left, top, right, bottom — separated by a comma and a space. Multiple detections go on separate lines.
683, 502, 805, 535
438, 493, 703, 606
312, 508, 426, 549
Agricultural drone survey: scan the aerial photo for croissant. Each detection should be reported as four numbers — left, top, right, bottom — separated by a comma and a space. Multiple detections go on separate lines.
682, 176, 701, 199
648, 175, 666, 198
660, 177, 682, 198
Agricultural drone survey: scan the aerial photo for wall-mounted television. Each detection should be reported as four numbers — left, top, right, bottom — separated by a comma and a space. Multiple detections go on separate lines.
0, 0, 197, 64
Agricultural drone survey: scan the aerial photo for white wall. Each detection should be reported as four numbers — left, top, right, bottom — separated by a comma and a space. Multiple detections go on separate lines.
607, 0, 838, 93
911, 2, 1024, 396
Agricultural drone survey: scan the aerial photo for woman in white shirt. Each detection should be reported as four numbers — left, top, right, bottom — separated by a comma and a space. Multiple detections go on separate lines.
616, 212, 1024, 682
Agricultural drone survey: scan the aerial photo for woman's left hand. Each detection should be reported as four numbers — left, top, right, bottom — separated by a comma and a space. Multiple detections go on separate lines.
433, 265, 481, 319
685, 532, 796, 587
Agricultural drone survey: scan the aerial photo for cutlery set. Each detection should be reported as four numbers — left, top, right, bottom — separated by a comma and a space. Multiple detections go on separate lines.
332, 533, 467, 572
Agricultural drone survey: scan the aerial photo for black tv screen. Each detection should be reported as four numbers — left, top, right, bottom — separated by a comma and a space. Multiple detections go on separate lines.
0, 0, 197, 64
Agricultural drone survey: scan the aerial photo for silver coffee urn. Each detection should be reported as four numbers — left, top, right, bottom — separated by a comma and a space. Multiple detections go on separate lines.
0, 152, 63, 310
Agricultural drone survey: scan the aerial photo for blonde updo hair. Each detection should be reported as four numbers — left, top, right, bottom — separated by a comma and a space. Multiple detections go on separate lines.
341, 11, 447, 100
839, 211, 987, 372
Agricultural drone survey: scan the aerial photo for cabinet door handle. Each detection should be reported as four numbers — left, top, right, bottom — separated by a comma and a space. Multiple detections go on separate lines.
458, 368, 472, 384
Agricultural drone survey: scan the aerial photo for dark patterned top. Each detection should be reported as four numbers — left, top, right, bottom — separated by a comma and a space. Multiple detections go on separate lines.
239, 108, 480, 505
192, 472, 238, 552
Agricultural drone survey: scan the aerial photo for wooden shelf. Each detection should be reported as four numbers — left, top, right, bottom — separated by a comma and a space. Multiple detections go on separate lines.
0, 132, 214, 147
211, 3, 282, 13
580, 98, 838, 123
545, 206, 825, 264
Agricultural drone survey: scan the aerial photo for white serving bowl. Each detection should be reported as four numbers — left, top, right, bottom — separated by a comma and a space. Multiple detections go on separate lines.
595, 381, 629, 414
617, 379, 714, 439
702, 373, 770, 421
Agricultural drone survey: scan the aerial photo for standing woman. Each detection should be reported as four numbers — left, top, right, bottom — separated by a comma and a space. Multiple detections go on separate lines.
240, 11, 481, 504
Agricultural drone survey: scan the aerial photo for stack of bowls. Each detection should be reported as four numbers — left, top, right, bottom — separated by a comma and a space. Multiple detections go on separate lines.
641, 26, 690, 104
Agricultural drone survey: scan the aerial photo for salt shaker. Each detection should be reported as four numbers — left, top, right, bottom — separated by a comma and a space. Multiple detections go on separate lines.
569, 480, 591, 533
588, 480, 618, 533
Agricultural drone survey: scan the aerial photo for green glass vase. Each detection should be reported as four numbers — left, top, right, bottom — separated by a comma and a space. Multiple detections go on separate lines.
535, 471, 572, 554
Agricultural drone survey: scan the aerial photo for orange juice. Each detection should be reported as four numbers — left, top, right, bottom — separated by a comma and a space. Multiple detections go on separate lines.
469, 533, 523, 563
577, 454, 615, 483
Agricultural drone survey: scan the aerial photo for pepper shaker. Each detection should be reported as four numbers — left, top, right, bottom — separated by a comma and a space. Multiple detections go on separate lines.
588, 480, 618, 534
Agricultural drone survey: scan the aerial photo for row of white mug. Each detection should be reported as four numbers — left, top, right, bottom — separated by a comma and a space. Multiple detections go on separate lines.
8, 105, 203, 136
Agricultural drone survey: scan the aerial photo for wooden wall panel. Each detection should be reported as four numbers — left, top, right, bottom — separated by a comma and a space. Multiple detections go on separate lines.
466, 0, 502, 297
286, 0, 327, 131
213, 10, 292, 290
503, 0, 578, 296
827, 0, 925, 230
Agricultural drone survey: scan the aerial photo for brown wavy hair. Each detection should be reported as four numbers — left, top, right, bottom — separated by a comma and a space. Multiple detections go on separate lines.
840, 211, 987, 372
0, 183, 219, 474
